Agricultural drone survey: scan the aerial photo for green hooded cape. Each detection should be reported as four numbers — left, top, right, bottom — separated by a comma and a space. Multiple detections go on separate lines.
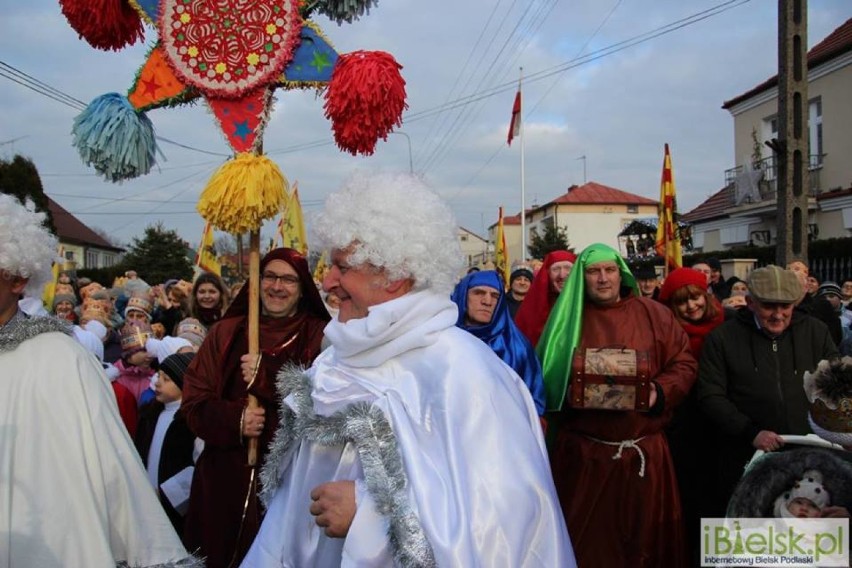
536, 243, 640, 411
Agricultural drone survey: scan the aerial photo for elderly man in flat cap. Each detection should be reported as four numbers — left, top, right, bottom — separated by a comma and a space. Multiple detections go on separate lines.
696, 264, 839, 516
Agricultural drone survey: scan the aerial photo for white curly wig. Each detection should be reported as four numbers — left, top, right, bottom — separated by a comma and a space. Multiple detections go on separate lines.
0, 194, 59, 297
312, 171, 464, 295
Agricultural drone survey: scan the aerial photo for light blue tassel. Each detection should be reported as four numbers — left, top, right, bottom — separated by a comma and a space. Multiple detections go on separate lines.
72, 93, 158, 182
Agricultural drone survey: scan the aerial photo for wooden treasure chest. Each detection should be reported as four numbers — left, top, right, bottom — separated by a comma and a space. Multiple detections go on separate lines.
569, 346, 651, 411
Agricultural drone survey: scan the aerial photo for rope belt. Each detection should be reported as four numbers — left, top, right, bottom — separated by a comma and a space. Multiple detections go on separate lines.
584, 435, 647, 478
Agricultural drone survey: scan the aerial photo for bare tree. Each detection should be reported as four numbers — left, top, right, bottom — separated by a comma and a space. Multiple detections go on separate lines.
91, 226, 124, 248
214, 233, 238, 256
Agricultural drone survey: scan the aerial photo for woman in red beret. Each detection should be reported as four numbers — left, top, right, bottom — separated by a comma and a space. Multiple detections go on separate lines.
659, 267, 725, 358
658, 266, 726, 564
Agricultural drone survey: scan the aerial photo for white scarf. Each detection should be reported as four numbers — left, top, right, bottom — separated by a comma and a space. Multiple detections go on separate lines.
322, 289, 458, 369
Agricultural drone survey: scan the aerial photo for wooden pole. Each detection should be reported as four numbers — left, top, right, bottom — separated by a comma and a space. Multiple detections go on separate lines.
246, 230, 261, 466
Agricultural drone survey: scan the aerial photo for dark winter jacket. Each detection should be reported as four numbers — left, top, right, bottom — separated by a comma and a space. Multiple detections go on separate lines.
697, 308, 838, 443
798, 293, 843, 347
135, 402, 196, 535
695, 309, 839, 515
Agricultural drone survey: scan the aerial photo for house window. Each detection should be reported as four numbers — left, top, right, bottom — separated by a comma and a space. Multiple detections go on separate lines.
86, 250, 98, 268
460, 235, 468, 242
65, 250, 74, 260
764, 99, 822, 166
809, 97, 823, 166
720, 225, 749, 246
626, 204, 638, 214
102, 255, 114, 267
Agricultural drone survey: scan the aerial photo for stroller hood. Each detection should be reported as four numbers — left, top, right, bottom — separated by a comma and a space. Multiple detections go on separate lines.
727, 448, 852, 518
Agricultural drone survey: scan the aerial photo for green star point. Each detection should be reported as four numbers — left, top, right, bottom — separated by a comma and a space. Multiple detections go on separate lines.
310, 51, 331, 73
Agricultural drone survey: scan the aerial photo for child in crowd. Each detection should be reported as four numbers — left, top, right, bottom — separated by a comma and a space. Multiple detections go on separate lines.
139, 324, 198, 406
773, 470, 830, 518
115, 321, 156, 403
135, 352, 200, 538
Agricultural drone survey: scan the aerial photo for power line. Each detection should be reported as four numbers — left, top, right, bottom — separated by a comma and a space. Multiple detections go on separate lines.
40, 159, 224, 177
2, 0, 750, 173
407, 0, 751, 126
419, 0, 558, 175
0, 60, 229, 158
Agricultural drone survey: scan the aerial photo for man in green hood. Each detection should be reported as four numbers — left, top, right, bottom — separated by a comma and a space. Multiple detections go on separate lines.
538, 243, 697, 567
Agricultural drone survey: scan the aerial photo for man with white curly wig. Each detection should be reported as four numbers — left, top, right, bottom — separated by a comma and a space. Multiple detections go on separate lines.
243, 172, 575, 567
0, 194, 198, 567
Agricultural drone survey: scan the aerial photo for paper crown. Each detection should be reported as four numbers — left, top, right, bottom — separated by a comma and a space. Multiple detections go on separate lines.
804, 357, 852, 446
177, 317, 207, 347
79, 282, 104, 301
124, 295, 153, 318
80, 301, 110, 327
55, 283, 76, 296
120, 322, 152, 353
170, 279, 193, 299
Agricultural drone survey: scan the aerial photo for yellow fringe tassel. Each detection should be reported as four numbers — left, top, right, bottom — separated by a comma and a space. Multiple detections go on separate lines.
197, 153, 288, 234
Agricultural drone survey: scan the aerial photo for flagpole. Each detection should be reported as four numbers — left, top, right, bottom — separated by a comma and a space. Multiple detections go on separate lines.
519, 67, 526, 264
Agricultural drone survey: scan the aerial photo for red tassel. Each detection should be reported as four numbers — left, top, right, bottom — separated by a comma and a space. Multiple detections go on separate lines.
60, 0, 144, 52
324, 51, 408, 156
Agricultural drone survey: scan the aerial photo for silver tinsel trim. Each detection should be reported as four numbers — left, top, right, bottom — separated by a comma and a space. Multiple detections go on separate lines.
0, 316, 71, 354
261, 364, 437, 567
116, 554, 205, 568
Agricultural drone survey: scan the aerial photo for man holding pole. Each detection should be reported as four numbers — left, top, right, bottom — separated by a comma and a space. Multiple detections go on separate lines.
181, 248, 329, 567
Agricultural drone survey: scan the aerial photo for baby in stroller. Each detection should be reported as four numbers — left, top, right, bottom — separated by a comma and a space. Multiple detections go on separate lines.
727, 444, 852, 518
728, 357, 852, 518
772, 469, 848, 519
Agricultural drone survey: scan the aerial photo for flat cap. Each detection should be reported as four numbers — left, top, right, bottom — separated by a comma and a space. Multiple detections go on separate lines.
747, 265, 801, 304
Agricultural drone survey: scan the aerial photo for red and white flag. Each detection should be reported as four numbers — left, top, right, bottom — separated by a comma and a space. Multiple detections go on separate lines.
507, 90, 521, 146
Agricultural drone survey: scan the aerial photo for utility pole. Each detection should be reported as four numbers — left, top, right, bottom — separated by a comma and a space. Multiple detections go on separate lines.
774, 0, 809, 266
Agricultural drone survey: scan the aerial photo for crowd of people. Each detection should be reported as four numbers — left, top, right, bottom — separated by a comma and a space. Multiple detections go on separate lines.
2, 172, 852, 567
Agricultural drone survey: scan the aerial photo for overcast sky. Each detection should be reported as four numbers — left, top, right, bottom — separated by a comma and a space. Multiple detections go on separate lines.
2, 0, 851, 249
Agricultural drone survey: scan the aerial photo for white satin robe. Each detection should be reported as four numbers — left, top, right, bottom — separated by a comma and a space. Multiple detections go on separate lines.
0, 331, 192, 567
242, 290, 576, 567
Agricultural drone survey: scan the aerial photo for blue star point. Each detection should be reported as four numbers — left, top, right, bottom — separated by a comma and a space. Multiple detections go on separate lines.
233, 120, 251, 141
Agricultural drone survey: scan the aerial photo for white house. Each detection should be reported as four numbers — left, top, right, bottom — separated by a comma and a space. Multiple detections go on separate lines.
489, 182, 658, 260
684, 17, 852, 251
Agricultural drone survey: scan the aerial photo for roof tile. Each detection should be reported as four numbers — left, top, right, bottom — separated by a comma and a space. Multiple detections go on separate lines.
681, 187, 730, 223
549, 181, 657, 206
47, 197, 123, 251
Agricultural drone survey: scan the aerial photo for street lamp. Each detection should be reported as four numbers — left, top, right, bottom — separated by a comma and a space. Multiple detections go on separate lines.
390, 131, 413, 174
